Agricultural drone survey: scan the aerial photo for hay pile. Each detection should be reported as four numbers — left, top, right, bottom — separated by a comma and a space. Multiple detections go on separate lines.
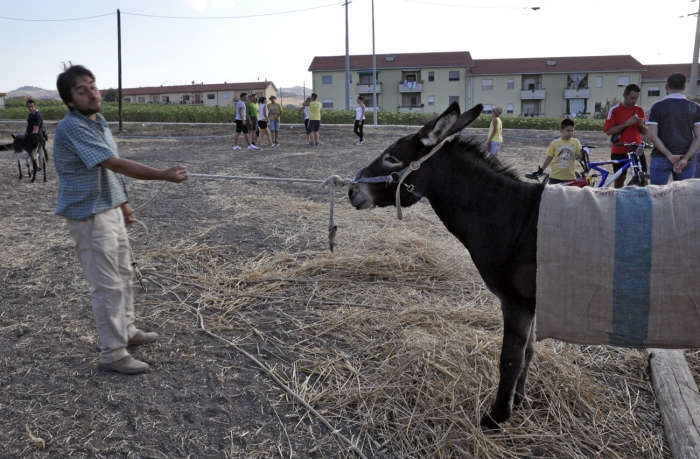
132, 190, 670, 458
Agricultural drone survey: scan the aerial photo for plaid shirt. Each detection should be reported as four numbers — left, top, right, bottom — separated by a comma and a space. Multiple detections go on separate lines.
53, 111, 128, 220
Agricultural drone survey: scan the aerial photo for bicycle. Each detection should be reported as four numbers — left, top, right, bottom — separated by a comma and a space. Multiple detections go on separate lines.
526, 143, 650, 188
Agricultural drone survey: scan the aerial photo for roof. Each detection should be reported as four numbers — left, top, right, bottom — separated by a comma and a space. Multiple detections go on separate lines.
642, 64, 696, 81
470, 55, 644, 75
102, 81, 275, 96
308, 51, 474, 72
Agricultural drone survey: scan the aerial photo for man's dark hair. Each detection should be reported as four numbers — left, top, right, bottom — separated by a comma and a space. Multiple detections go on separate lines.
311, 93, 317, 100
560, 118, 575, 129
667, 73, 687, 90
240, 92, 247, 98
56, 65, 95, 110
26, 99, 36, 106
623, 84, 641, 96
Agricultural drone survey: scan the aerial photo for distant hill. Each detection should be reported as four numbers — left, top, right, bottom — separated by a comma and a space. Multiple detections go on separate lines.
7, 86, 60, 100
279, 86, 312, 98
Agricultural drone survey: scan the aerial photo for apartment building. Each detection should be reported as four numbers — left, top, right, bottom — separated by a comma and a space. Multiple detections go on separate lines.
308, 52, 474, 113
107, 81, 277, 106
641, 64, 700, 106
309, 52, 700, 116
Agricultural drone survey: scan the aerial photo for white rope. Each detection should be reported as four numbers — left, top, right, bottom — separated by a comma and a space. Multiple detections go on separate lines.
185, 173, 326, 183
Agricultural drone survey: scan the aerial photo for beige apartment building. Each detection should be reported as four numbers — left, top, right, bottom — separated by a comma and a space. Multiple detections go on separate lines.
308, 52, 474, 113
641, 64, 700, 106
110, 81, 277, 106
309, 51, 700, 116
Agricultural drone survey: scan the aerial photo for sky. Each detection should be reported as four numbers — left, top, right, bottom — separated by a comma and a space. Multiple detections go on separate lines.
1, 0, 699, 93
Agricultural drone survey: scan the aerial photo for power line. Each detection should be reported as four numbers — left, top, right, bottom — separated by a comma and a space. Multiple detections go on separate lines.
0, 12, 115, 22
0, 2, 340, 22
121, 3, 340, 19
402, 0, 602, 9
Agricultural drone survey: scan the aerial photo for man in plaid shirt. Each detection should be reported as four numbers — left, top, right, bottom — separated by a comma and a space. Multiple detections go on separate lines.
54, 65, 188, 375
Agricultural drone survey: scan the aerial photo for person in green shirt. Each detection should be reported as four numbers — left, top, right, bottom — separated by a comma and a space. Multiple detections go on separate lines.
247, 94, 259, 146
303, 93, 322, 146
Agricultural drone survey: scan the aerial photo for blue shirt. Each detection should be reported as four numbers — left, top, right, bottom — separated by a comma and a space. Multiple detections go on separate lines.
647, 93, 700, 157
53, 111, 128, 220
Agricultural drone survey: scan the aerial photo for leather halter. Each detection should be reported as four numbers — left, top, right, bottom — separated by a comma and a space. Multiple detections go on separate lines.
351, 135, 456, 220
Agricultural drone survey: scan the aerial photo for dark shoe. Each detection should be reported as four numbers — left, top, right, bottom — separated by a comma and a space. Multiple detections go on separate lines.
128, 330, 159, 345
97, 355, 149, 375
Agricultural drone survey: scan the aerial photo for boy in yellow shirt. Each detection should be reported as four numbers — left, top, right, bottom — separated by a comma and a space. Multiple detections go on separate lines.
535, 118, 582, 184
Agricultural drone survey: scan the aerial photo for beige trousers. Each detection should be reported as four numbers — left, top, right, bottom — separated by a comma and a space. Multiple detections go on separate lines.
66, 207, 138, 363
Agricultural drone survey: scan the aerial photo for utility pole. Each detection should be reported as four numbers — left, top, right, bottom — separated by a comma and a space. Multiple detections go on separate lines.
371, 0, 377, 126
117, 9, 123, 132
343, 1, 352, 110
690, 1, 700, 98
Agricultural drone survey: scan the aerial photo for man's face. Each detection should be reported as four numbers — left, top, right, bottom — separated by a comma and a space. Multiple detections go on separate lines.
68, 75, 102, 116
622, 91, 640, 107
241, 94, 247, 101
26, 102, 36, 112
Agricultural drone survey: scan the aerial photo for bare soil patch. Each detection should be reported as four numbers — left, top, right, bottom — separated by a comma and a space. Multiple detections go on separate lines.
0, 120, 688, 458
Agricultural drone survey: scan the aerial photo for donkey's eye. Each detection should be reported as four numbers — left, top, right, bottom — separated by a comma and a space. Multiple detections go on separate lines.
385, 156, 402, 164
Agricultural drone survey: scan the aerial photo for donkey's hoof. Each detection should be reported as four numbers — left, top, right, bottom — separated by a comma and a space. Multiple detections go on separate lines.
513, 392, 525, 406
480, 413, 503, 432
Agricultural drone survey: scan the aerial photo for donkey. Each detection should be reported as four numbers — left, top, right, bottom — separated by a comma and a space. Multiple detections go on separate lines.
12, 133, 48, 182
349, 103, 542, 430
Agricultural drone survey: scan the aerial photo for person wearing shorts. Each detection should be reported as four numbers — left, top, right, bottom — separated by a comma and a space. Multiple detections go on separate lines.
486, 106, 503, 166
267, 95, 283, 148
233, 93, 258, 150
247, 94, 259, 146
257, 97, 273, 148
303, 93, 322, 146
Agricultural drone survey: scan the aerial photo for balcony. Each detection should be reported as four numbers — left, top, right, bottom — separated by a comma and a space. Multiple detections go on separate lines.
357, 82, 381, 94
520, 89, 546, 100
399, 105, 423, 113
564, 88, 591, 99
398, 81, 423, 93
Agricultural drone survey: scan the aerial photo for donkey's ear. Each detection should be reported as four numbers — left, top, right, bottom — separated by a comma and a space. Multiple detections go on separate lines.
417, 102, 461, 146
445, 104, 483, 137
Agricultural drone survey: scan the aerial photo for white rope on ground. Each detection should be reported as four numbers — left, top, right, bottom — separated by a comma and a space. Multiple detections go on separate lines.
145, 275, 369, 459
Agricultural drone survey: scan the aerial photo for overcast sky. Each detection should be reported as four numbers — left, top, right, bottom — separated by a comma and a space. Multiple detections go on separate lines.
1, 0, 698, 93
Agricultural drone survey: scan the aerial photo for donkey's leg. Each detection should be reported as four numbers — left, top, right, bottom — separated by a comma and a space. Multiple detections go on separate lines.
514, 318, 536, 406
18, 161, 23, 179
41, 146, 47, 182
480, 303, 535, 430
30, 158, 37, 183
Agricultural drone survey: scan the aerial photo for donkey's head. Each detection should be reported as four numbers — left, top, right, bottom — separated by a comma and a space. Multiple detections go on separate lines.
349, 103, 483, 210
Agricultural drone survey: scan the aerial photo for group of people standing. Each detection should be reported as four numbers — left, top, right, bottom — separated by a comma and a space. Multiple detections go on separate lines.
233, 93, 283, 150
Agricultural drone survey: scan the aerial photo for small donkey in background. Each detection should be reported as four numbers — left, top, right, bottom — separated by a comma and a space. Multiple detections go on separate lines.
12, 133, 48, 182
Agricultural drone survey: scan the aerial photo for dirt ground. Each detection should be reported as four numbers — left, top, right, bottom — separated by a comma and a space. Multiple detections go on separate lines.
0, 119, 688, 458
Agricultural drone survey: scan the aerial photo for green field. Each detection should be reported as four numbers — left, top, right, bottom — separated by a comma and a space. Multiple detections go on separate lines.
1, 99, 605, 130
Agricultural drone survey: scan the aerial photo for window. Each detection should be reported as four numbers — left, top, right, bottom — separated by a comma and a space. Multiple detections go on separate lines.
137, 96, 146, 103
428, 96, 435, 106
322, 98, 333, 108
222, 93, 230, 99
448, 96, 460, 105
595, 76, 603, 88
322, 75, 333, 85
151, 96, 158, 103
648, 86, 660, 97
207, 94, 215, 100
161, 96, 169, 103
482, 104, 493, 114
506, 103, 514, 114
595, 102, 602, 112
428, 71, 434, 82
449, 71, 460, 81
124, 97, 131, 102
617, 76, 630, 87
364, 96, 374, 108
507, 79, 514, 90
481, 79, 493, 90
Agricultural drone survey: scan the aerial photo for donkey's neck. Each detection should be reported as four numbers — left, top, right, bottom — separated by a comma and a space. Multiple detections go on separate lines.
420, 152, 540, 282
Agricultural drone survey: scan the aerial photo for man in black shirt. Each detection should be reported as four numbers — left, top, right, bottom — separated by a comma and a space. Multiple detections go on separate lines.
26, 99, 45, 171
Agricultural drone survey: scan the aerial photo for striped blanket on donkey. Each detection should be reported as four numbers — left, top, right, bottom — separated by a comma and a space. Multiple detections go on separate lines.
536, 180, 700, 348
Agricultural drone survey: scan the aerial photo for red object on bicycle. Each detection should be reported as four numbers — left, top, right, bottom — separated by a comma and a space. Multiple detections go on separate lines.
562, 177, 589, 188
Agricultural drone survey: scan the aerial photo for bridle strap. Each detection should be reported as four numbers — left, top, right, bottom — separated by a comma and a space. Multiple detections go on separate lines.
394, 135, 456, 220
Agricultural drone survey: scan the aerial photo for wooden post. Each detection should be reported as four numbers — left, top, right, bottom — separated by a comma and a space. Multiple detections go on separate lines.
647, 348, 700, 459
117, 9, 123, 133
